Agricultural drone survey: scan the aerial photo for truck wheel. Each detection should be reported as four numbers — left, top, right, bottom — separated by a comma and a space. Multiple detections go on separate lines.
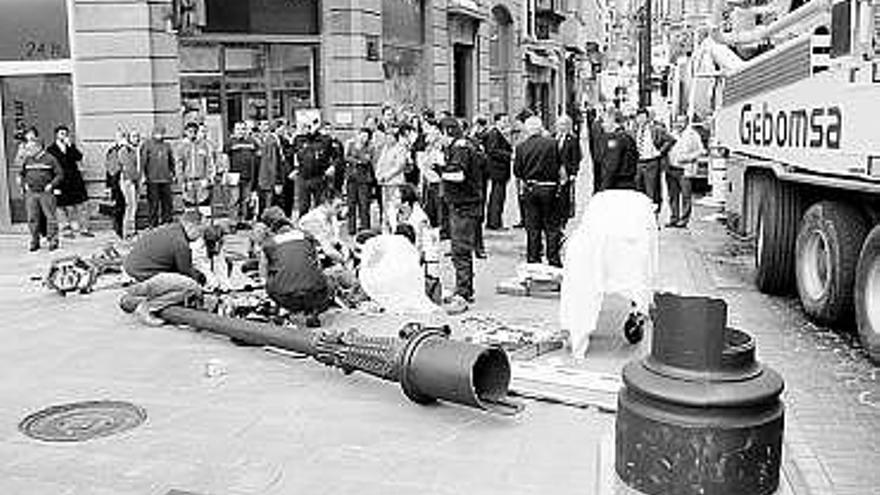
755, 180, 801, 294
855, 225, 880, 363
795, 202, 868, 324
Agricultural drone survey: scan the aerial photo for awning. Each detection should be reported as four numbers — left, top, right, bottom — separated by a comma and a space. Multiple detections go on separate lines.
447, 0, 488, 21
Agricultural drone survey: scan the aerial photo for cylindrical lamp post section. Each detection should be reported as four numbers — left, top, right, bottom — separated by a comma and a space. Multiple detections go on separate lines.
638, 0, 653, 108
615, 293, 785, 495
135, 304, 523, 416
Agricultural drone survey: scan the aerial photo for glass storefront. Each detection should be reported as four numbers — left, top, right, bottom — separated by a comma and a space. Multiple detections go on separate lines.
1, 75, 74, 223
180, 43, 317, 136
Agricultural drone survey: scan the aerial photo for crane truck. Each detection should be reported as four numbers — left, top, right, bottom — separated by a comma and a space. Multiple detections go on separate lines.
687, 0, 880, 362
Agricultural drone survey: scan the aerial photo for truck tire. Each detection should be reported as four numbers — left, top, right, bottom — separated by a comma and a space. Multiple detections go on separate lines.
755, 180, 801, 294
855, 225, 880, 363
795, 202, 868, 324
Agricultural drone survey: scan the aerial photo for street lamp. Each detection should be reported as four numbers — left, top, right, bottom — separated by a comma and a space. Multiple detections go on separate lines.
638, 1, 652, 108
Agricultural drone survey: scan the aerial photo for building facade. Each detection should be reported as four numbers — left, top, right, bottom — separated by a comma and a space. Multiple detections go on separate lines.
0, 0, 590, 228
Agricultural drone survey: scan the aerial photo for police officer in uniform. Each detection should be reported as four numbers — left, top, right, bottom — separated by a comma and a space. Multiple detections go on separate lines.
514, 116, 564, 267
438, 118, 482, 311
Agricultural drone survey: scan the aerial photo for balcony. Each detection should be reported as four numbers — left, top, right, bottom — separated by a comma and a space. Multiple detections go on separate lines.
536, 0, 566, 24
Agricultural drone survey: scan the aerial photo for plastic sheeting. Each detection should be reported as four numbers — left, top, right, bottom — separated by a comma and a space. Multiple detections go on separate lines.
358, 234, 441, 315
559, 190, 659, 358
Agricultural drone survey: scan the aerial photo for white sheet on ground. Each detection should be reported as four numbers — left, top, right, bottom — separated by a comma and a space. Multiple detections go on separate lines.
559, 190, 659, 358
358, 234, 441, 315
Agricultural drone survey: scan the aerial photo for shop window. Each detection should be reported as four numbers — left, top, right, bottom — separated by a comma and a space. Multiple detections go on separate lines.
204, 0, 319, 35
383, 0, 426, 106
0, 0, 69, 61
2, 75, 74, 223
179, 43, 316, 132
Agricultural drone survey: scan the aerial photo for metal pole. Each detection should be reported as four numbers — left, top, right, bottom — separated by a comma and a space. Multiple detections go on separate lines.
153, 306, 523, 415
639, 0, 653, 108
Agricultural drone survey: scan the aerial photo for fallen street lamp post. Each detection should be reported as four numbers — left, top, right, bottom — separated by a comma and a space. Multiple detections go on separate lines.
616, 293, 785, 495
149, 305, 524, 416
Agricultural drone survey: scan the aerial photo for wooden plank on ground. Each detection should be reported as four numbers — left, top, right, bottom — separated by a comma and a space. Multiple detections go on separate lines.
510, 362, 622, 412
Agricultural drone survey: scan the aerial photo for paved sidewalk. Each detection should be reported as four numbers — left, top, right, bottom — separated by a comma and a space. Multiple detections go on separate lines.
0, 201, 860, 494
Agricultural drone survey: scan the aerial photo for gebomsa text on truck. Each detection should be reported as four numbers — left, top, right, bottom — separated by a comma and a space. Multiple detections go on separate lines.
739, 103, 842, 149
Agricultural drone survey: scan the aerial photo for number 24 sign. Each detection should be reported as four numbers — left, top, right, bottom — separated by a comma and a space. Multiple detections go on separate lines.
22, 40, 66, 60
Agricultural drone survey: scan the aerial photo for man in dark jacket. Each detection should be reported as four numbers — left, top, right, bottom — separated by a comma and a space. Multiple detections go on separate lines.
259, 206, 331, 327
223, 121, 259, 225
514, 116, 564, 267
140, 125, 176, 227
47, 125, 92, 238
588, 111, 605, 193
18, 128, 64, 251
483, 113, 513, 230
121, 209, 206, 326
295, 119, 335, 216
255, 120, 283, 216
439, 117, 482, 312
555, 115, 582, 225
598, 110, 640, 191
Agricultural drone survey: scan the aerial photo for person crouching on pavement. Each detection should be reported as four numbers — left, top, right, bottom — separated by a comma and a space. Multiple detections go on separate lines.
297, 188, 348, 266
258, 206, 332, 328
120, 209, 208, 325
18, 127, 64, 252
438, 117, 483, 313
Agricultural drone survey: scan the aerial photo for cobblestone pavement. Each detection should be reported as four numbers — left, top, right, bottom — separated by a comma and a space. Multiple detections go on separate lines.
0, 194, 876, 494
681, 206, 880, 495
0, 227, 617, 495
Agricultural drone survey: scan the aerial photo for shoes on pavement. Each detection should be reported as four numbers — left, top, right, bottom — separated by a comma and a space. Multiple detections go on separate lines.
475, 250, 487, 259
48, 240, 59, 251
442, 294, 469, 315
134, 302, 165, 327
29, 239, 40, 252
512, 223, 524, 229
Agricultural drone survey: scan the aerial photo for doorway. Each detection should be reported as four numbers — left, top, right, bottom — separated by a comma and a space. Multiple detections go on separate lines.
0, 74, 74, 226
453, 44, 474, 119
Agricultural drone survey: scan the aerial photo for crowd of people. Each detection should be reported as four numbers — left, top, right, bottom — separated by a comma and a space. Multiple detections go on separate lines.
588, 105, 708, 229
24, 99, 707, 328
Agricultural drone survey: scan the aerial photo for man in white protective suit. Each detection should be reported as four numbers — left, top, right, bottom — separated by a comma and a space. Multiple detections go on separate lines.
559, 189, 659, 358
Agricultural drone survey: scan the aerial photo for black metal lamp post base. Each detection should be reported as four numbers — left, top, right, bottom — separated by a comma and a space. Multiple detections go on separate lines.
615, 293, 785, 495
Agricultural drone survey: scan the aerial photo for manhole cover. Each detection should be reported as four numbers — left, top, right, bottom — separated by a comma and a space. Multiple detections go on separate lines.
19, 400, 146, 442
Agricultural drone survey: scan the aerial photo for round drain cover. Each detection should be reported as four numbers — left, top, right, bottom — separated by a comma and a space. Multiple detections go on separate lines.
19, 400, 146, 442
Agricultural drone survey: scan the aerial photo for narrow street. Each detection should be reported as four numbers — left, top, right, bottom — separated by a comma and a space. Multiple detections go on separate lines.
0, 198, 878, 494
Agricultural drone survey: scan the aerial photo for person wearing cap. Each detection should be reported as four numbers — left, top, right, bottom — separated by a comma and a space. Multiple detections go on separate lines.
514, 116, 564, 267
259, 206, 331, 327
121, 209, 207, 325
141, 124, 176, 227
